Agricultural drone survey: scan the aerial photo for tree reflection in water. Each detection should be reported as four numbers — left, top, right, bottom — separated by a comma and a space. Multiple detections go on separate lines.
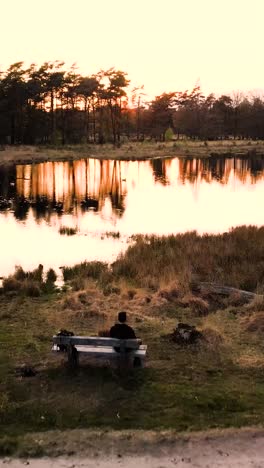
0, 155, 264, 222
1, 155, 264, 278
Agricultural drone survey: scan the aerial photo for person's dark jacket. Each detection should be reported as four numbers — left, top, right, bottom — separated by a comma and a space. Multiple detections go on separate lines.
110, 323, 136, 352
110, 323, 136, 340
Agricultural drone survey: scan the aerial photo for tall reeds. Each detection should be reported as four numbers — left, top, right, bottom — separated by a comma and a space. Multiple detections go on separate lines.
112, 226, 264, 292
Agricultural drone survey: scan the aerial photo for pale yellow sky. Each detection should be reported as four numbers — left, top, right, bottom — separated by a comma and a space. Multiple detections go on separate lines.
1, 0, 264, 97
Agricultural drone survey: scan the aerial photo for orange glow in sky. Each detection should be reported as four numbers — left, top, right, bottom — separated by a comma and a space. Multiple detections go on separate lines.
2, 0, 264, 98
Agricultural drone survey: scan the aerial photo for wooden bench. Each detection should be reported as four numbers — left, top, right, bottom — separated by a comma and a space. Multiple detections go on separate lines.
52, 335, 147, 369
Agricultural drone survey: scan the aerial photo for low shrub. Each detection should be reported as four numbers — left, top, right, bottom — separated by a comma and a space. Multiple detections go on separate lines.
2, 277, 22, 293
13, 264, 43, 282
46, 268, 57, 283
2, 265, 47, 297
13, 266, 27, 281
29, 264, 44, 282
22, 280, 41, 297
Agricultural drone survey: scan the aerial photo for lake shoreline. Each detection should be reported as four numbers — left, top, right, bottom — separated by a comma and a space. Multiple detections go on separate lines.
1, 141, 264, 166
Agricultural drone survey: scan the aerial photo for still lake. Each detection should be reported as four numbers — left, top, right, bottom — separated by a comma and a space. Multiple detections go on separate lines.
1, 155, 264, 277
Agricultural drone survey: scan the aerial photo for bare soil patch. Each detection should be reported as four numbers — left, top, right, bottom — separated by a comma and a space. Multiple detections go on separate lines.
1, 428, 264, 468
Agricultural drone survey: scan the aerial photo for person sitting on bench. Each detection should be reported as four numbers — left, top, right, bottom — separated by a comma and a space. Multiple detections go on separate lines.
110, 311, 136, 351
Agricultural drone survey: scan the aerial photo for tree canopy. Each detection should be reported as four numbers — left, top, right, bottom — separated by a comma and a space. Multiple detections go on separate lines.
0, 61, 264, 145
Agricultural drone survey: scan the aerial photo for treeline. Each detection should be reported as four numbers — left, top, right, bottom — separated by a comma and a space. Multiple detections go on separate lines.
1, 61, 264, 145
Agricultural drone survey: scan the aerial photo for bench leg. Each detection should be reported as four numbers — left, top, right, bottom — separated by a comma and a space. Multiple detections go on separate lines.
118, 352, 134, 372
133, 357, 143, 368
67, 344, 79, 369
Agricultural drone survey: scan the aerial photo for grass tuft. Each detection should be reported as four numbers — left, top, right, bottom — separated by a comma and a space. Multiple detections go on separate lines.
181, 295, 210, 316
63, 261, 108, 281
244, 312, 264, 332
59, 226, 77, 236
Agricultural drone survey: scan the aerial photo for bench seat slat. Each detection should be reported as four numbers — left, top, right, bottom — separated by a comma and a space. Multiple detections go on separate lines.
52, 344, 147, 356
53, 336, 142, 349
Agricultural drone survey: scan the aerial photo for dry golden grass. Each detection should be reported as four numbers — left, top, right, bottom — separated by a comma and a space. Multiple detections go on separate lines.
201, 327, 224, 346
243, 312, 264, 333
244, 295, 264, 312
113, 226, 264, 293
180, 295, 210, 316
158, 282, 181, 302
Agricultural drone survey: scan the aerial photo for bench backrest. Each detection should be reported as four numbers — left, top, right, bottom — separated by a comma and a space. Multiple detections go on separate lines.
53, 335, 142, 349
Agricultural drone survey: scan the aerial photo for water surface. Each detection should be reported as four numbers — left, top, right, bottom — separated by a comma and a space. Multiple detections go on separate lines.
1, 156, 264, 276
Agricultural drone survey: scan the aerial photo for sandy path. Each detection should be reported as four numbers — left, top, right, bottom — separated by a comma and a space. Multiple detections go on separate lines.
1, 428, 264, 468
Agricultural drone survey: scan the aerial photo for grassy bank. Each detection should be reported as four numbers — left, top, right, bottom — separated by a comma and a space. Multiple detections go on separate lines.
1, 226, 264, 455
1, 140, 264, 166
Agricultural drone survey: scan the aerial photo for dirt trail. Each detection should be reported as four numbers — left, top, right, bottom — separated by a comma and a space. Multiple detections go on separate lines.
1, 428, 264, 468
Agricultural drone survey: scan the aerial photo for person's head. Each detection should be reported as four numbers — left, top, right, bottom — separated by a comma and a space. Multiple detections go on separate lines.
118, 311, 127, 323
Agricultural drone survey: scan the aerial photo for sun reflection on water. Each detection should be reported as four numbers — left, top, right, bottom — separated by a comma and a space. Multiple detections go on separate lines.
0, 155, 264, 276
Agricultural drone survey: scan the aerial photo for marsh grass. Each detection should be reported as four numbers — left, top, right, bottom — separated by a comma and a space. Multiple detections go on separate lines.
112, 226, 264, 292
62, 261, 108, 281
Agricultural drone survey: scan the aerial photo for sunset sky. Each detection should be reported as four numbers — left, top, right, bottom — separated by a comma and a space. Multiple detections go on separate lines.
1, 0, 264, 98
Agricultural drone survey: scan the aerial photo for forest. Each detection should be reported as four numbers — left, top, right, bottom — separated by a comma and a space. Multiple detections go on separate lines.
1, 61, 264, 145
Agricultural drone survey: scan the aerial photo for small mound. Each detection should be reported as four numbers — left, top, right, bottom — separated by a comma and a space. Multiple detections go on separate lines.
158, 283, 180, 302
62, 295, 81, 310
179, 295, 209, 316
